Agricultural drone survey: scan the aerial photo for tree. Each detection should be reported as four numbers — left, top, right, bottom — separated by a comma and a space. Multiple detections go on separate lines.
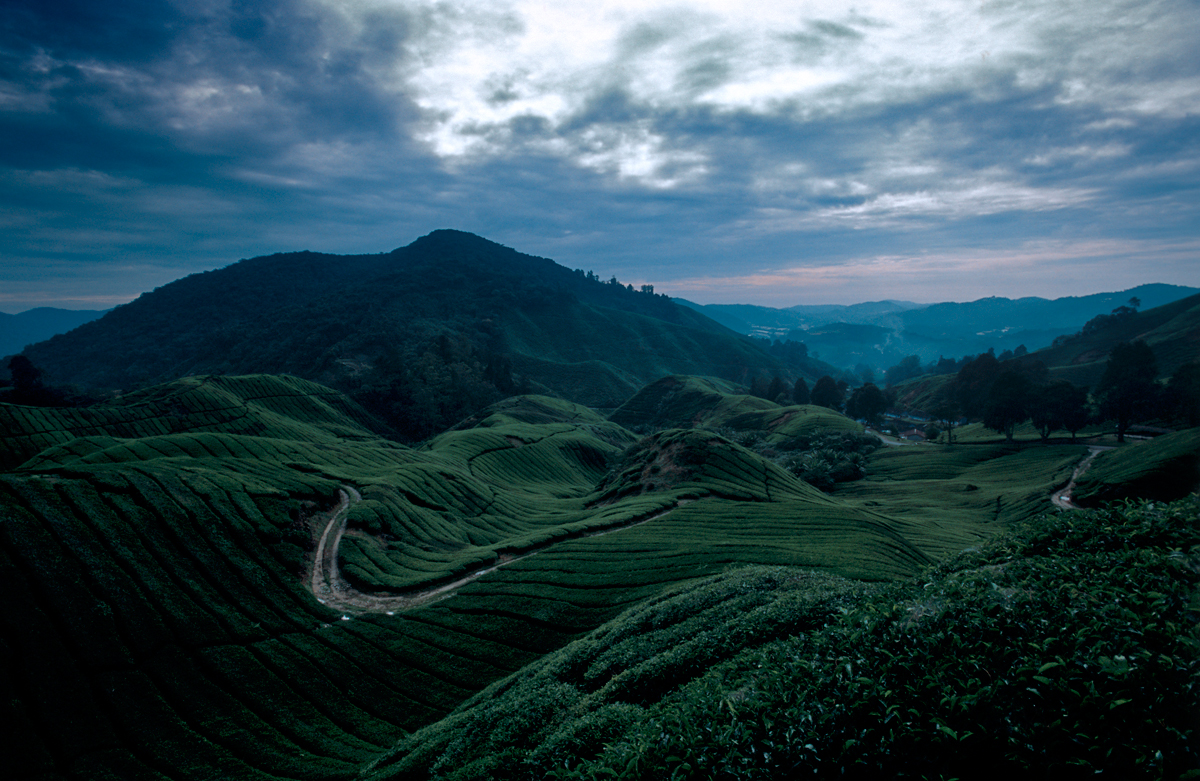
1164, 361, 1200, 428
793, 378, 811, 405
767, 375, 786, 404
931, 399, 961, 444
846, 383, 887, 426
1060, 386, 1091, 441
1095, 340, 1158, 443
983, 370, 1031, 441
811, 375, 843, 411
1030, 380, 1087, 441
5, 355, 55, 406
952, 351, 1001, 419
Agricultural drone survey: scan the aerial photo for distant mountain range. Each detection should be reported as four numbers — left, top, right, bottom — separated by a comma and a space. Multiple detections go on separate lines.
0, 307, 107, 358
679, 284, 1200, 371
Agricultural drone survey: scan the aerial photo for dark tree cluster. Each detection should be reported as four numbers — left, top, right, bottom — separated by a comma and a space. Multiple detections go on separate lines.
1051, 298, 1141, 348
1164, 361, 1200, 428
929, 339, 1187, 443
885, 347, 1030, 387
1, 356, 96, 408
810, 375, 845, 411
930, 350, 1088, 442
350, 327, 531, 441
845, 383, 887, 426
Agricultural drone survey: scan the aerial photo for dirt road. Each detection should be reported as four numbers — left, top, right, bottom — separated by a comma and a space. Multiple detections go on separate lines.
307, 487, 686, 615
1051, 446, 1113, 509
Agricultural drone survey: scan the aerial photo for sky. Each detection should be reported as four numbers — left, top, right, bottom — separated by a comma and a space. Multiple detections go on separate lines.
1, 0, 1198, 312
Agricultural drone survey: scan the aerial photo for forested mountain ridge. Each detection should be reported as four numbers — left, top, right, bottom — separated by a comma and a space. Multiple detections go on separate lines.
19, 230, 808, 439
1036, 291, 1200, 387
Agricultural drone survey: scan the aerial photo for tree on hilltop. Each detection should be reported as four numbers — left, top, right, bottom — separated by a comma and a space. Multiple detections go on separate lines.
793, 377, 811, 405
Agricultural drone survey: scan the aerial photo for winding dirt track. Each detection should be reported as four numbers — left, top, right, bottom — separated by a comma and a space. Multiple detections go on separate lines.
1051, 446, 1113, 509
308, 488, 686, 615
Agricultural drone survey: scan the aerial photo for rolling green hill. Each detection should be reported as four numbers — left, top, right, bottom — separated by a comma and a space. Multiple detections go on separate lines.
0, 374, 388, 471
1, 372, 1194, 778
9, 374, 1030, 781
609, 375, 860, 441
20, 231, 791, 439
365, 495, 1200, 779
1071, 428, 1200, 504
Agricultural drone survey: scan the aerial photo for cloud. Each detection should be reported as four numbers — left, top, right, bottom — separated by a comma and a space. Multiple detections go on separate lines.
665, 238, 1200, 306
0, 0, 1197, 310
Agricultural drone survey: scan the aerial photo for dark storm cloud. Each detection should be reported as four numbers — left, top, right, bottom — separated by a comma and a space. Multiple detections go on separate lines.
0, 0, 451, 307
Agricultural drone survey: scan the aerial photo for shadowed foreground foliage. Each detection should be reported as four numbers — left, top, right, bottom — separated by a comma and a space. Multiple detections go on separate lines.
364, 495, 1200, 780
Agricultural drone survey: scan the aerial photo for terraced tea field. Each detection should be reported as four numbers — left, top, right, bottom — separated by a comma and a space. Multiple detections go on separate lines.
831, 443, 1087, 558
0, 375, 1118, 780
609, 374, 857, 440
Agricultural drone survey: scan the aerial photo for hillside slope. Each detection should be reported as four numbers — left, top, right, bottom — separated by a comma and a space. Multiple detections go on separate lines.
1033, 292, 1200, 387
1, 376, 955, 781
21, 231, 786, 437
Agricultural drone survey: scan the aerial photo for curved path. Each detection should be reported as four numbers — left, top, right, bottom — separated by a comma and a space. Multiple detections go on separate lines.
308, 488, 686, 616
1051, 446, 1113, 509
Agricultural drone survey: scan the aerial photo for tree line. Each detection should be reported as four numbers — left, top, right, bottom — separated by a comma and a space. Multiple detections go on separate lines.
747, 338, 1199, 445
928, 341, 1198, 443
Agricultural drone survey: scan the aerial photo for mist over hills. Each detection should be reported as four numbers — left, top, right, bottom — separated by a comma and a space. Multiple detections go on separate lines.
681, 283, 1200, 371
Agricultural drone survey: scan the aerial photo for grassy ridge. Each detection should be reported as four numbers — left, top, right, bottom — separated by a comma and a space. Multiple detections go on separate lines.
832, 443, 1086, 558
0, 374, 385, 470
1073, 428, 1200, 504
609, 375, 858, 441
1034, 292, 1200, 387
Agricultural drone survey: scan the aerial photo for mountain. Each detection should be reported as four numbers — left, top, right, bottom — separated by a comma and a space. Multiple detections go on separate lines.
680, 284, 1200, 373
19, 231, 795, 439
0, 307, 108, 359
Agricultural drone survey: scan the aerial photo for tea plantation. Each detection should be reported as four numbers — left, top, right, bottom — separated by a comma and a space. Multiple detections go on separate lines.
1, 374, 1195, 779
